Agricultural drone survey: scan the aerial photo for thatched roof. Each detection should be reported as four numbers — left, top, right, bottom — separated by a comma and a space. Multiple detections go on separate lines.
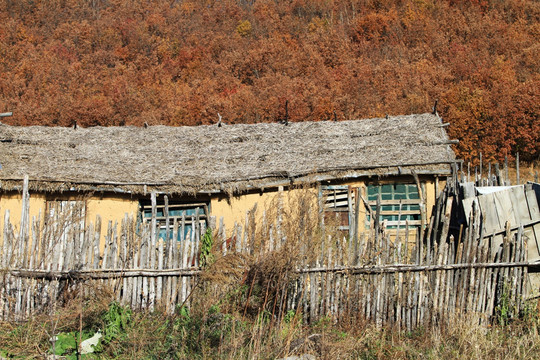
0, 113, 456, 195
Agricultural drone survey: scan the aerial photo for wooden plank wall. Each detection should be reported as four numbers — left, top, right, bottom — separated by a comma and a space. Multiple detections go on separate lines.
0, 177, 532, 329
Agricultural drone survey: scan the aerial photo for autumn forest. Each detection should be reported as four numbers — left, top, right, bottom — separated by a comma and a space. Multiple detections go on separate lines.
0, 0, 538, 162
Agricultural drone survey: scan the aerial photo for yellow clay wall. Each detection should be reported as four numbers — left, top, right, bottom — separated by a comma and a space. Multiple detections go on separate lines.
0, 175, 444, 243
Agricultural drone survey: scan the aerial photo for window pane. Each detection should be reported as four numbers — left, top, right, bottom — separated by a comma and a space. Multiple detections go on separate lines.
143, 209, 164, 217
407, 185, 420, 199
381, 184, 393, 194
168, 209, 184, 216
367, 186, 378, 200
184, 208, 197, 216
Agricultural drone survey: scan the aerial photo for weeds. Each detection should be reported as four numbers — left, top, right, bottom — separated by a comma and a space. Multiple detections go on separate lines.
200, 227, 215, 269
0, 287, 539, 359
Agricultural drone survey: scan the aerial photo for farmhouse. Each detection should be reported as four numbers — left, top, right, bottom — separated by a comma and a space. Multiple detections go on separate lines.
0, 113, 456, 241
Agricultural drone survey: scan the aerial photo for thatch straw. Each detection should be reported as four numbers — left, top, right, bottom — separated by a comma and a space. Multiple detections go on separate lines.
0, 113, 455, 194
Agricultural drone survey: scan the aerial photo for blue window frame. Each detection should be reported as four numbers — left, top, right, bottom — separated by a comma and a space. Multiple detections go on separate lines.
366, 183, 422, 229
140, 200, 208, 241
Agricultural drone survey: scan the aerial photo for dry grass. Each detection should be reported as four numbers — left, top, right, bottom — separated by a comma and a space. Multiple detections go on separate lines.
0, 282, 114, 358
2, 300, 539, 359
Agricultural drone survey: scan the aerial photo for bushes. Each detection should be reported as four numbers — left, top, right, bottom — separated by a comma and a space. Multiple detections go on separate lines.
1, 1, 538, 161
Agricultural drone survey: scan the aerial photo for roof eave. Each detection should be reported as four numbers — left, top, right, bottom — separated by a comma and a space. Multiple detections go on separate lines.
0, 162, 454, 196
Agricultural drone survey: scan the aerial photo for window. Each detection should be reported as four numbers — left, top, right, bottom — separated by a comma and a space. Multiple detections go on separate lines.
321, 185, 356, 234
140, 199, 208, 241
366, 184, 422, 229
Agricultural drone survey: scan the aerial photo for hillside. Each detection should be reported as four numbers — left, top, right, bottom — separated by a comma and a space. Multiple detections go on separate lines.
0, 0, 538, 162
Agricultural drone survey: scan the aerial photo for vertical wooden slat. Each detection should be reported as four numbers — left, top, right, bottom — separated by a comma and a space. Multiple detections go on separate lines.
325, 245, 332, 317
486, 241, 502, 321
181, 225, 190, 303
28, 215, 40, 316
179, 215, 187, 303
157, 238, 164, 305
511, 227, 521, 310
111, 222, 119, 300
162, 196, 170, 308
219, 217, 226, 255
520, 226, 528, 311
119, 216, 128, 305
516, 152, 520, 185
443, 235, 454, 322
149, 192, 157, 310
164, 217, 174, 312
101, 221, 112, 270
4, 211, 13, 320
131, 224, 141, 309
189, 216, 196, 268
194, 209, 201, 268
140, 223, 149, 309
19, 175, 30, 264
118, 217, 127, 306
169, 218, 179, 312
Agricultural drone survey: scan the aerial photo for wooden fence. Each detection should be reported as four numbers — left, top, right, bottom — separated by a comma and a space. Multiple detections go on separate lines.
0, 178, 532, 329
